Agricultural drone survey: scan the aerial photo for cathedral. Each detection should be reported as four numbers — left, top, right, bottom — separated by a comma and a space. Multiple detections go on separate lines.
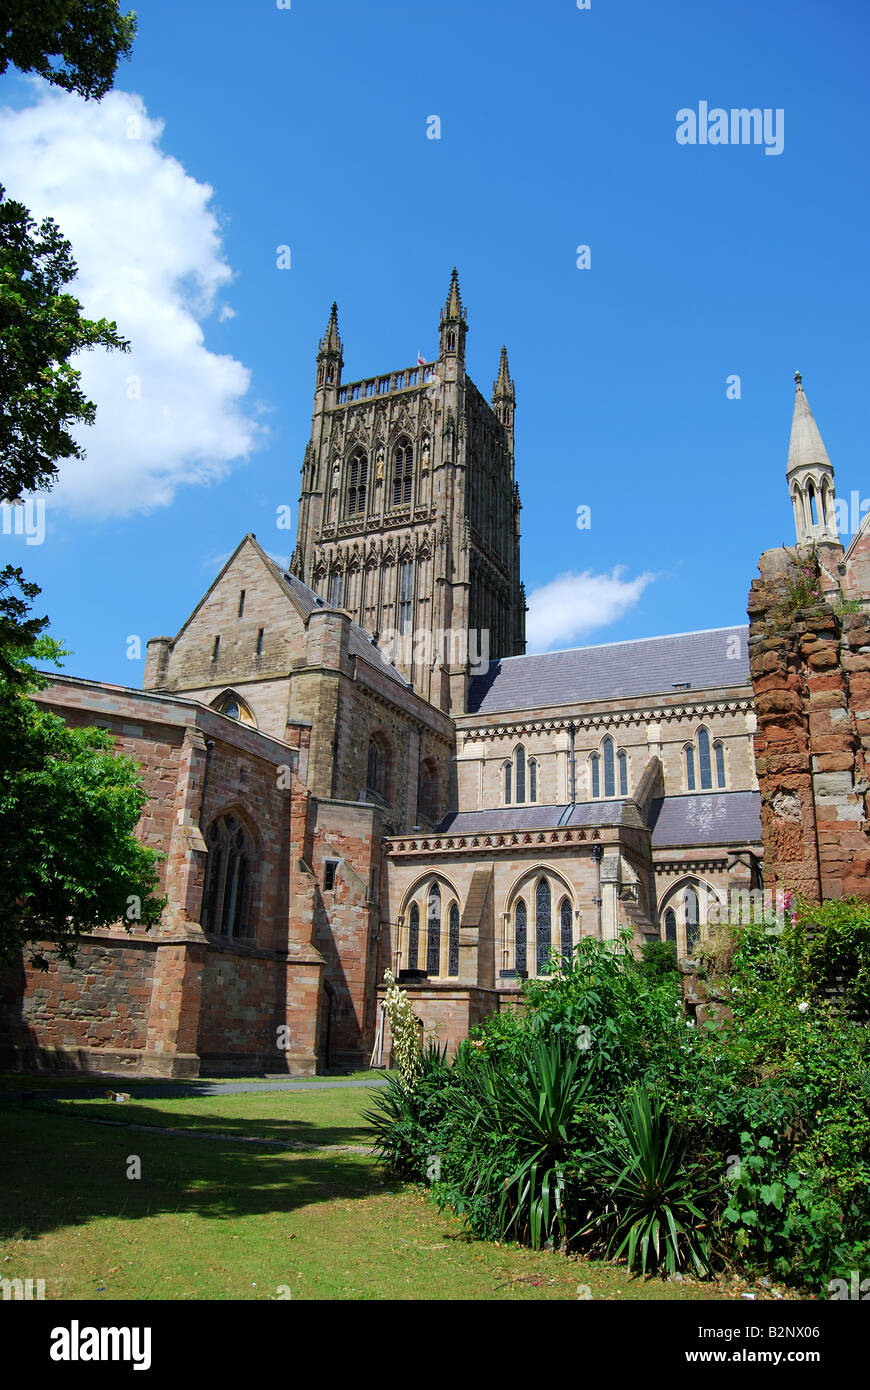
3, 271, 865, 1077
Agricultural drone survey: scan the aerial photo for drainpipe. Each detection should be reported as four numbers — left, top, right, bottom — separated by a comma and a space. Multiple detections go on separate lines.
592, 842, 603, 943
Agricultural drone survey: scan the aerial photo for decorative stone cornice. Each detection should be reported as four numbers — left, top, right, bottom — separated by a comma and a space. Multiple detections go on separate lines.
387, 826, 605, 857
457, 698, 753, 746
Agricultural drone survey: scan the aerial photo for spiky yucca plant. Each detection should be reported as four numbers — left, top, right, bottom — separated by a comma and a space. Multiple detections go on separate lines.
584, 1083, 715, 1277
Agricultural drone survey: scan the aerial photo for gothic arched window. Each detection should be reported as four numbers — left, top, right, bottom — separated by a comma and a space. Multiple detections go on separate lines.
392, 439, 413, 507
407, 903, 419, 970
367, 736, 390, 800
202, 814, 255, 939
329, 570, 343, 608
418, 758, 439, 823
618, 750, 628, 797
698, 727, 712, 790
685, 886, 700, 953
398, 559, 414, 635
560, 897, 572, 963
535, 878, 552, 976
529, 759, 538, 803
603, 737, 615, 797
515, 899, 527, 973
590, 754, 600, 799
504, 761, 512, 805
715, 740, 726, 789
685, 744, 696, 791
346, 449, 368, 516
426, 883, 441, 975
448, 902, 460, 977
515, 745, 526, 803
664, 908, 677, 944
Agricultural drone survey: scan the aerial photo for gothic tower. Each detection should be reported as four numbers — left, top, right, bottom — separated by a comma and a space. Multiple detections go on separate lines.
290, 271, 525, 714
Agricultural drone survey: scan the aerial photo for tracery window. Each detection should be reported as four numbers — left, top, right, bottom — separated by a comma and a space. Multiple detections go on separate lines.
590, 736, 628, 798
392, 439, 413, 507
346, 449, 368, 516
426, 883, 441, 975
202, 814, 254, 939
407, 903, 419, 970
515, 899, 527, 973
398, 559, 414, 635
684, 727, 726, 792
505, 745, 536, 805
560, 897, 573, 962
535, 878, 552, 976
448, 902, 460, 977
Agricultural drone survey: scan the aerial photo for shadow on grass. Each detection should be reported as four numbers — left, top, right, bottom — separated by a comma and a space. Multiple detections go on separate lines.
0, 1107, 401, 1242
43, 1096, 375, 1147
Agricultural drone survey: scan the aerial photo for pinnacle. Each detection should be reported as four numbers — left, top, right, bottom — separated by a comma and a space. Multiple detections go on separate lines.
319, 301, 342, 356
442, 266, 465, 322
493, 344, 515, 399
787, 372, 832, 477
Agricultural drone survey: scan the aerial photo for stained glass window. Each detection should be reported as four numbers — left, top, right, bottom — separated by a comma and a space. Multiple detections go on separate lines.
698, 728, 712, 790
618, 750, 628, 796
603, 737, 615, 797
560, 897, 572, 962
515, 899, 527, 973
407, 903, 419, 970
536, 879, 552, 976
426, 883, 441, 975
685, 745, 696, 791
448, 903, 460, 977
516, 746, 526, 803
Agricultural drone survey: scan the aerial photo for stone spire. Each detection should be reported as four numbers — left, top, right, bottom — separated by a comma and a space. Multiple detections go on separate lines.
491, 345, 515, 440
442, 267, 465, 323
439, 268, 467, 363
787, 372, 838, 545
318, 302, 343, 360
492, 345, 514, 401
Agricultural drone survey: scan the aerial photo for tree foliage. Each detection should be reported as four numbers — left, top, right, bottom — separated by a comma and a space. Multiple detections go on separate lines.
0, 571, 165, 969
0, 0, 136, 99
0, 187, 129, 501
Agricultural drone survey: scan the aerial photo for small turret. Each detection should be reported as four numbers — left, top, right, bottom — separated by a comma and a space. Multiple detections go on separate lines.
492, 345, 515, 440
787, 372, 838, 545
438, 267, 467, 366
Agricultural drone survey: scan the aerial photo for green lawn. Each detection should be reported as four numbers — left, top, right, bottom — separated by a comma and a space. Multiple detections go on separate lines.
0, 1069, 382, 1092
0, 1088, 793, 1301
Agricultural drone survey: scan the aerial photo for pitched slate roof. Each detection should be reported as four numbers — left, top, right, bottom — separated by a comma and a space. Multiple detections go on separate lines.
649, 791, 761, 847
261, 554, 409, 689
435, 802, 633, 835
435, 791, 762, 847
467, 626, 750, 715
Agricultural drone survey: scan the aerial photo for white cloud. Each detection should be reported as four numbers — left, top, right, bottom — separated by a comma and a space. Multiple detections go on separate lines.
526, 567, 656, 652
0, 84, 260, 517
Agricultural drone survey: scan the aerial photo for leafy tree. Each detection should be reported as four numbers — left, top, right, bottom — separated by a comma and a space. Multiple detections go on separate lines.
0, 187, 129, 501
0, 0, 136, 99
0, 573, 165, 969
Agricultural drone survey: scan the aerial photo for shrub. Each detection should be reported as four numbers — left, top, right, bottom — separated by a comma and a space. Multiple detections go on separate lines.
582, 1083, 717, 1277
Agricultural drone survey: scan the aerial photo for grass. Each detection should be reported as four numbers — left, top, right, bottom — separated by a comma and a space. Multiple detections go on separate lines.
0, 1087, 795, 1301
0, 1069, 383, 1092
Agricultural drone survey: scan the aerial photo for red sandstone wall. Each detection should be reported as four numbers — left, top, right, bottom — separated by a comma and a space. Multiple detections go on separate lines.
748, 551, 870, 901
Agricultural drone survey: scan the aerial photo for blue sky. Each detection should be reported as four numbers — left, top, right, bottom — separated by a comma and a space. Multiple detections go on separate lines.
1, 0, 868, 681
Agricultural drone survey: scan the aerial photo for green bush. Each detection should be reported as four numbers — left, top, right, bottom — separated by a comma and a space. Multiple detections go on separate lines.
367, 907, 870, 1291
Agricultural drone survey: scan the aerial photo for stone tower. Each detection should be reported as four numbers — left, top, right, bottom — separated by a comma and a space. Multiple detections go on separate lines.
290, 270, 525, 714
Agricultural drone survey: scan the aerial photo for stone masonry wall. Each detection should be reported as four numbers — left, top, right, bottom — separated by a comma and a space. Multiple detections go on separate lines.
747, 547, 870, 901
